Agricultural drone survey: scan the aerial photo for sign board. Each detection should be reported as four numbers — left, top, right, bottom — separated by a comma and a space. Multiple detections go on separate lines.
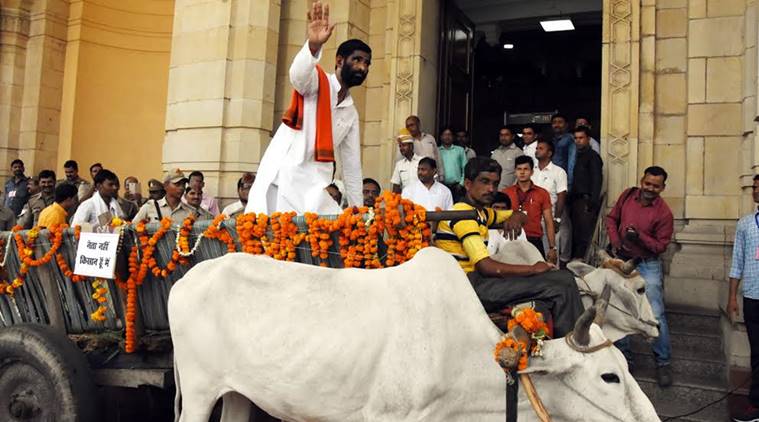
74, 232, 120, 279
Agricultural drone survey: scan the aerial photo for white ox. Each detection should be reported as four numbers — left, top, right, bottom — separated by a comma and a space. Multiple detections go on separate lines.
169, 247, 659, 422
491, 241, 660, 342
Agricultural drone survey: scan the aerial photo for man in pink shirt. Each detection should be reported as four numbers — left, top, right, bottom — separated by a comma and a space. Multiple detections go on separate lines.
185, 171, 220, 216
606, 166, 674, 387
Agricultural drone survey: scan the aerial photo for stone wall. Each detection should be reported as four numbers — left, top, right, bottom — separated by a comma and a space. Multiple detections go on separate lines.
59, 0, 173, 188
0, 0, 69, 177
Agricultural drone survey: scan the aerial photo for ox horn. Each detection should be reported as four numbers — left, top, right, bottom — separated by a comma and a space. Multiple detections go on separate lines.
593, 284, 612, 326
572, 306, 597, 346
620, 259, 637, 274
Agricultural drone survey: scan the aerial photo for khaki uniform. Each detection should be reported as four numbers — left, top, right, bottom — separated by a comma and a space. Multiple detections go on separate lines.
18, 193, 54, 229
187, 205, 214, 221
134, 198, 195, 223
0, 206, 16, 231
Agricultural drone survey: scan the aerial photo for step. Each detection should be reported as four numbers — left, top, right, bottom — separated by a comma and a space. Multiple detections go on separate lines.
665, 305, 721, 334
635, 376, 730, 422
665, 278, 721, 311
631, 352, 726, 382
630, 331, 723, 362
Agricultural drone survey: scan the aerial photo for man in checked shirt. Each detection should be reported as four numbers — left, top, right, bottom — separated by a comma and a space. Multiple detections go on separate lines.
729, 175, 759, 422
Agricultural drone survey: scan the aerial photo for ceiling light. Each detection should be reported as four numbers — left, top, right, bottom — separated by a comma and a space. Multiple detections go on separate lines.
503, 43, 514, 49
540, 19, 575, 32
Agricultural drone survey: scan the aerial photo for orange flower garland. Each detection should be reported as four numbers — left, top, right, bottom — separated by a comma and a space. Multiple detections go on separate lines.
203, 214, 237, 253
493, 307, 550, 371
236, 213, 268, 254
1, 192, 433, 352
90, 278, 108, 321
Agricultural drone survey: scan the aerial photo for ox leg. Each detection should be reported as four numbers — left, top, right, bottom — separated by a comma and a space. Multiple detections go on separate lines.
220, 392, 252, 422
177, 387, 216, 422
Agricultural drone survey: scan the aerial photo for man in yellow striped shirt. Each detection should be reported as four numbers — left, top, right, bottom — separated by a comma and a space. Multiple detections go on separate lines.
435, 157, 583, 337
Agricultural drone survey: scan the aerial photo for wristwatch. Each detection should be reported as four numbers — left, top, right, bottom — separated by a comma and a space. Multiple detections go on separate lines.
549, 246, 557, 250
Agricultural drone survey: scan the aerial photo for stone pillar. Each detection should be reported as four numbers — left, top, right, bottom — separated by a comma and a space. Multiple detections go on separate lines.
19, 0, 68, 173
164, 0, 281, 205
601, 0, 641, 206
380, 0, 439, 185
0, 0, 31, 176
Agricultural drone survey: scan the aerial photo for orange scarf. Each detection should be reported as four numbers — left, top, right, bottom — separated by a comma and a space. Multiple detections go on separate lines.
281, 65, 335, 163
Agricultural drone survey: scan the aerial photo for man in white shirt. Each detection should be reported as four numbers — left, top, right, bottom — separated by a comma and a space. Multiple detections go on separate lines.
487, 192, 527, 256
402, 157, 453, 211
521, 125, 539, 167
391, 131, 422, 193
221, 172, 255, 218
247, 1, 368, 215
400, 115, 444, 182
531, 139, 570, 266
72, 169, 125, 227
575, 116, 601, 155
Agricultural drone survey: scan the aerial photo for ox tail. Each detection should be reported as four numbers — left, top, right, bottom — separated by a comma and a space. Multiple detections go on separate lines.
173, 354, 182, 422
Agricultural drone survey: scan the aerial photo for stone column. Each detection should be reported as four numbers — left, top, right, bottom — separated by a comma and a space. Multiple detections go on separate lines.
19, 0, 68, 173
379, 0, 439, 185
0, 0, 31, 176
601, 0, 641, 206
164, 0, 281, 205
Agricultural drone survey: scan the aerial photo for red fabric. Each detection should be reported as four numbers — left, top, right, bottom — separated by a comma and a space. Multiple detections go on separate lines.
503, 183, 551, 238
281, 65, 335, 163
606, 188, 674, 258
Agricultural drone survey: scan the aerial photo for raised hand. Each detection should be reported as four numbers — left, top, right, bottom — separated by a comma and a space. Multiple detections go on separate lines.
307, 1, 335, 54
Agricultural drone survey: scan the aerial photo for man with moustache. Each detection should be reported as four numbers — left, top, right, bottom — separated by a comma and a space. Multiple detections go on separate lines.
435, 157, 583, 337
248, 1, 370, 215
607, 166, 674, 387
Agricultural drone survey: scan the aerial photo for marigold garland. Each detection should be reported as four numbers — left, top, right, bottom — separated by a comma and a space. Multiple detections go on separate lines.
1, 191, 432, 352
90, 278, 108, 321
493, 307, 550, 371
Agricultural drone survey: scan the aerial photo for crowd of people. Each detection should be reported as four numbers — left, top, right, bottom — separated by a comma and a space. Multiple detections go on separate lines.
0, 159, 255, 231
378, 112, 675, 389
0, 112, 676, 389
383, 113, 602, 267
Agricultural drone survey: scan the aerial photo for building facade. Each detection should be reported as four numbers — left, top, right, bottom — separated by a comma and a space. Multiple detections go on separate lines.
1, 0, 757, 372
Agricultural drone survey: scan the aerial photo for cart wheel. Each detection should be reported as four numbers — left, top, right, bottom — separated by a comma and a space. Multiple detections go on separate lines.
0, 324, 98, 422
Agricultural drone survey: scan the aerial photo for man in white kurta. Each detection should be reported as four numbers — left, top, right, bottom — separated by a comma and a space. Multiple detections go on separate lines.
247, 2, 370, 215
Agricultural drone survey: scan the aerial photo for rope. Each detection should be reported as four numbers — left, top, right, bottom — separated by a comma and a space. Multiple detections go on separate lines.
564, 332, 613, 353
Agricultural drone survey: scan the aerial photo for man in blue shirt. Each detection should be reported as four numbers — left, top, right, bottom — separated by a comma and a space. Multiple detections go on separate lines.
729, 174, 759, 422
4, 159, 29, 216
550, 113, 576, 189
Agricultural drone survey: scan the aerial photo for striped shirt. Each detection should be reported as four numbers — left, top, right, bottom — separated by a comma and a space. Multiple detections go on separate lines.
435, 202, 512, 273
730, 212, 759, 300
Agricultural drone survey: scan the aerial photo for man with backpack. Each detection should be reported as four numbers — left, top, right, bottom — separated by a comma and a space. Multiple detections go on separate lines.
606, 166, 674, 387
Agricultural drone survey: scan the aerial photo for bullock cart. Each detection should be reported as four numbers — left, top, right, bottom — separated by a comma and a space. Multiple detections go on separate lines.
0, 208, 479, 421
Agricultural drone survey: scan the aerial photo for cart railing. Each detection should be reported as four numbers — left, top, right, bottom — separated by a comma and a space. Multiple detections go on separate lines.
0, 210, 478, 335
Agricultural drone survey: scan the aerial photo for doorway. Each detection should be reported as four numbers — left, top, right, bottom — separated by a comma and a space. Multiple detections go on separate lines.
439, 0, 603, 155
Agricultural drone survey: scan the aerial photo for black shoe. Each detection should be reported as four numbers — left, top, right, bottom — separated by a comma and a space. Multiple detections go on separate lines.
656, 365, 673, 387
733, 404, 759, 422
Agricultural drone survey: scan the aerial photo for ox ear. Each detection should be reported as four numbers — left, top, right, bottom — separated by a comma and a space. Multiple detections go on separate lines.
567, 261, 596, 279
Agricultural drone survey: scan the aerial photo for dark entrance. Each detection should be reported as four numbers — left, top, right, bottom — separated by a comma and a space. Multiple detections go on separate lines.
438, 1, 602, 155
